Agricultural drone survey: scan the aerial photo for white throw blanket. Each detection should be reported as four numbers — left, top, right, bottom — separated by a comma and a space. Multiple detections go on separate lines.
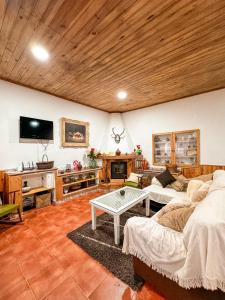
123, 170, 225, 292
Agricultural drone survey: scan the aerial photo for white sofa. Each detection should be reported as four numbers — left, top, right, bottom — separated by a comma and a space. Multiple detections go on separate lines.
123, 170, 225, 293
144, 183, 186, 205
144, 178, 186, 204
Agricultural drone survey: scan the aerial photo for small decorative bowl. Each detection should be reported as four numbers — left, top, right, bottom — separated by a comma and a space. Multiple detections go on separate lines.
22, 186, 31, 193
120, 190, 125, 196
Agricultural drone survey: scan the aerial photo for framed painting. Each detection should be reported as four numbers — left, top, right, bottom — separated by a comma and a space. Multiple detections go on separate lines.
61, 118, 89, 147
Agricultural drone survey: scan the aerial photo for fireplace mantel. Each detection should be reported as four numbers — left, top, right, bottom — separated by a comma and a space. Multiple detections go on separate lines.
99, 154, 137, 160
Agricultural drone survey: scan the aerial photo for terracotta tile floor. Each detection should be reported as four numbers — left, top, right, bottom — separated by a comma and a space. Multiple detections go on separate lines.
0, 191, 165, 300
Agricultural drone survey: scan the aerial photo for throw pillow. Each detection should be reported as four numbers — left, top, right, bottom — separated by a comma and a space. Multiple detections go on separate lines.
127, 172, 140, 184
191, 181, 211, 202
167, 175, 188, 191
186, 180, 203, 202
157, 202, 191, 219
156, 169, 176, 188
192, 173, 213, 182
168, 180, 184, 192
151, 177, 162, 187
158, 206, 195, 232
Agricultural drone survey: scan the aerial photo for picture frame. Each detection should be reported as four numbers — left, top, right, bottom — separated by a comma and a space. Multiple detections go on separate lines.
61, 118, 89, 147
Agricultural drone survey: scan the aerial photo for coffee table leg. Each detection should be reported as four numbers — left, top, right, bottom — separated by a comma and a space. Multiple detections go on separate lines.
91, 205, 96, 230
145, 198, 150, 217
114, 215, 120, 245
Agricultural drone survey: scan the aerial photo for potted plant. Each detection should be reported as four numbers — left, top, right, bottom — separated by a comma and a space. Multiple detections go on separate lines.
135, 145, 142, 155
87, 148, 100, 168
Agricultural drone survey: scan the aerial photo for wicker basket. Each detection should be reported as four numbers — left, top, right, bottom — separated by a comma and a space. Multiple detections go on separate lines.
36, 192, 51, 208
36, 154, 54, 170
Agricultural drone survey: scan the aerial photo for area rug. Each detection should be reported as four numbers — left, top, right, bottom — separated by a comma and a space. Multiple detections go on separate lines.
67, 204, 153, 290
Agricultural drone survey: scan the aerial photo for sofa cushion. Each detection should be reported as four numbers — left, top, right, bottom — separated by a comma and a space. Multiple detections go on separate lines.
186, 180, 203, 202
123, 181, 139, 189
151, 176, 162, 187
191, 181, 212, 202
192, 173, 213, 182
167, 175, 188, 191
127, 172, 140, 184
158, 206, 195, 232
156, 169, 176, 188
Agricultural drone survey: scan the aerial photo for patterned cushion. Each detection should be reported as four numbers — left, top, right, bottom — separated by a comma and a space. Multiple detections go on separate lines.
123, 181, 140, 189
167, 174, 188, 191
156, 169, 176, 188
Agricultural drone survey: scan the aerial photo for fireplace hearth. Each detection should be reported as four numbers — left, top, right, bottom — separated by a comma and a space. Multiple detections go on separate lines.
111, 161, 127, 179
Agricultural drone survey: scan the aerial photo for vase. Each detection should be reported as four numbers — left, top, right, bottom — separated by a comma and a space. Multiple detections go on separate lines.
116, 149, 121, 156
89, 158, 97, 169
78, 162, 82, 170
136, 150, 142, 155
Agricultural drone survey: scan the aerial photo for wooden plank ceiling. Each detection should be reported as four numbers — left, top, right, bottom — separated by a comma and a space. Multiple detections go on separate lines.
1, 0, 225, 112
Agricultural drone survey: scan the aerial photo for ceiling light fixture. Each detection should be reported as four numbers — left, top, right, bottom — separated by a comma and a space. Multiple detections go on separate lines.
31, 45, 49, 62
117, 90, 128, 100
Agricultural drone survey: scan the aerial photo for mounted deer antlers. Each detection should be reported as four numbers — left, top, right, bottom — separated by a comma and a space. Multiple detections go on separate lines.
111, 127, 125, 144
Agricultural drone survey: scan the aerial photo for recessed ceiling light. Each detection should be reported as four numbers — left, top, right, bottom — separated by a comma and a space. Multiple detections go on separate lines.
117, 90, 127, 99
31, 45, 49, 62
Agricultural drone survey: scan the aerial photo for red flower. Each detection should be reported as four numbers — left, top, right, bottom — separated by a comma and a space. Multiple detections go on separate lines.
137, 145, 141, 149
91, 148, 95, 152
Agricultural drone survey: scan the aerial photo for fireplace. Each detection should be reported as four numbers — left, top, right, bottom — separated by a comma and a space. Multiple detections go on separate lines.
111, 161, 127, 179
100, 153, 142, 184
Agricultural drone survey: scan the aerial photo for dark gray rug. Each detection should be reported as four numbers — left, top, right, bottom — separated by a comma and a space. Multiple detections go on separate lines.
67, 203, 153, 290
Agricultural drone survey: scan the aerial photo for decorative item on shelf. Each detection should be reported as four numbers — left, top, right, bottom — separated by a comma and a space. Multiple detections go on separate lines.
63, 177, 70, 184
58, 169, 65, 174
70, 183, 81, 191
22, 161, 35, 171
120, 189, 125, 196
63, 188, 69, 194
73, 160, 79, 171
135, 145, 142, 155
87, 148, 99, 169
116, 148, 121, 156
78, 161, 82, 170
70, 176, 75, 182
111, 127, 125, 144
66, 164, 72, 173
36, 154, 54, 170
22, 181, 31, 193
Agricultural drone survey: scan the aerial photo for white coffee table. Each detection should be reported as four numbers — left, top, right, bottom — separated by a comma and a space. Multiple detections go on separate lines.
90, 186, 150, 245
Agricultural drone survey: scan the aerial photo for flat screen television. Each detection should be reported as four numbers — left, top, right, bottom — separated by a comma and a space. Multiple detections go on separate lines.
20, 116, 53, 140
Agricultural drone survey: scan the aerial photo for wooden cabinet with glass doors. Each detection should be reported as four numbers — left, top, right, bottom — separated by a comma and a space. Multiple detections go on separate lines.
152, 129, 200, 166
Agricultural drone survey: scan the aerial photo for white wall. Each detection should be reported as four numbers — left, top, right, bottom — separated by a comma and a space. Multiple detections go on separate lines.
100, 113, 132, 153
1, 79, 225, 169
0, 80, 109, 170
123, 89, 225, 165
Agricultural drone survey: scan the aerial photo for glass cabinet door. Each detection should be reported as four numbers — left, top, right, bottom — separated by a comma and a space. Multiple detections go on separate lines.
153, 133, 172, 165
175, 130, 199, 166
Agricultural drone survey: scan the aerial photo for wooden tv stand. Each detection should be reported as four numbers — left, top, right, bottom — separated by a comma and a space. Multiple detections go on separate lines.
5, 168, 57, 211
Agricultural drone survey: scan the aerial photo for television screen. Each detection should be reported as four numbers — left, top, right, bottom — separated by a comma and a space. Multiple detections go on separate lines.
20, 116, 53, 140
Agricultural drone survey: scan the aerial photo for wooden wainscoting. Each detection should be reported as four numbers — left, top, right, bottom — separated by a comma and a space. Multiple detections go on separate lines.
181, 165, 225, 178
0, 171, 4, 193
